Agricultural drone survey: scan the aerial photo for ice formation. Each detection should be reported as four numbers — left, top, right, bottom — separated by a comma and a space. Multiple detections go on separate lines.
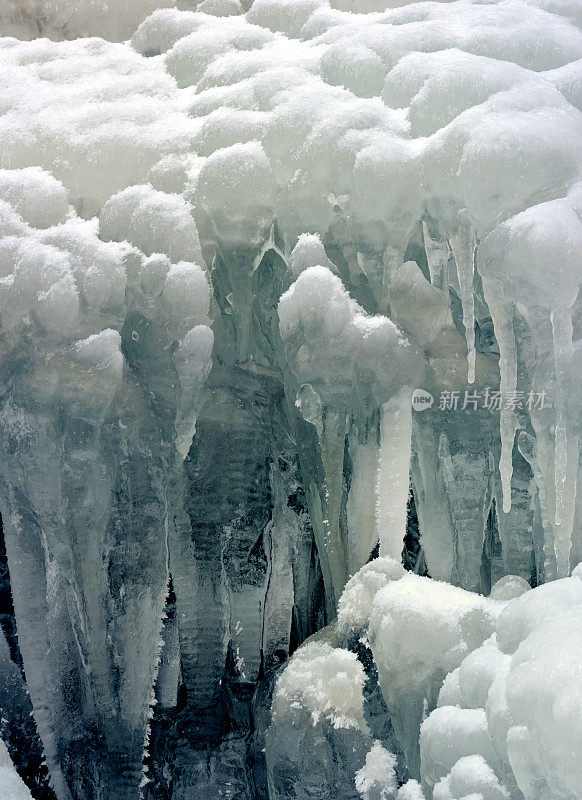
0, 738, 33, 800
0, 0, 581, 797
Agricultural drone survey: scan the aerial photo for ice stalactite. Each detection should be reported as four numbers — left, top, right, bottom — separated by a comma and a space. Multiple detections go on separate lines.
492, 454, 539, 587
279, 265, 420, 609
1, 1, 582, 797
346, 426, 380, 576
0, 170, 219, 800
319, 408, 350, 607
481, 195, 582, 576
480, 278, 518, 514
517, 431, 557, 582
0, 334, 171, 800
449, 219, 477, 385
530, 418, 579, 580
549, 306, 579, 576
155, 585, 181, 711
375, 388, 413, 561
410, 421, 456, 583
436, 430, 493, 593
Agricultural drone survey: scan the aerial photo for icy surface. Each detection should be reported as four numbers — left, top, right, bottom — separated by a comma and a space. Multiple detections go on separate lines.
0, 0, 581, 797
0, 738, 33, 800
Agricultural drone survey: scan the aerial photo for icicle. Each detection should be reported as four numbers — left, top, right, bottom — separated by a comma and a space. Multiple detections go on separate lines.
481, 277, 517, 512
449, 217, 477, 383
411, 420, 455, 582
550, 306, 573, 526
319, 408, 349, 604
375, 387, 413, 559
517, 432, 557, 582
554, 435, 578, 578
346, 430, 379, 576
380, 245, 404, 314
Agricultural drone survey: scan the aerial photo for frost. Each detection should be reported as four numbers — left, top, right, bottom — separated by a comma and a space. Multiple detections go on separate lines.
271, 641, 368, 731
355, 741, 398, 800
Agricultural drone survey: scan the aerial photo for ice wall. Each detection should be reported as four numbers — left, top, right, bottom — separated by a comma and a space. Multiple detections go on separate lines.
0, 0, 581, 797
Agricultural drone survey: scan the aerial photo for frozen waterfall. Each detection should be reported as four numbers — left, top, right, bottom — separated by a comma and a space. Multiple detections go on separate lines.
0, 0, 581, 798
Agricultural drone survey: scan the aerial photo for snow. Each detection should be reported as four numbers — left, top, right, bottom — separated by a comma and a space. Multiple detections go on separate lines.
369, 573, 499, 776
420, 706, 501, 791
100, 184, 205, 266
323, 567, 582, 800
0, 167, 69, 229
432, 755, 509, 800
337, 557, 405, 637
279, 266, 417, 415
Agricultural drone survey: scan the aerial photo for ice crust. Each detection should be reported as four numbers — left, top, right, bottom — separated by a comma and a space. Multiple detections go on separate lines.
0, 0, 581, 798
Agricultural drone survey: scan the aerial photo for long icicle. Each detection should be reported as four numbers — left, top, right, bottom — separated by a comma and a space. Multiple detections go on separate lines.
550, 305, 577, 577
376, 387, 413, 559
481, 277, 518, 513
449, 217, 477, 384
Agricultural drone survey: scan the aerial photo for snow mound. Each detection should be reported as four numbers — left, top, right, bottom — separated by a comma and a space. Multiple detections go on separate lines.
432, 755, 509, 800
